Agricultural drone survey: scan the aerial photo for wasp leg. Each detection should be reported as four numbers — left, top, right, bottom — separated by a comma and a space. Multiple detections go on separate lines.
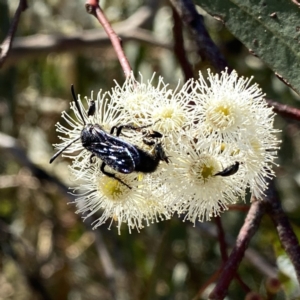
111, 120, 161, 137
142, 138, 156, 146
90, 154, 96, 164
154, 142, 170, 164
142, 129, 163, 142
111, 123, 164, 151
100, 163, 132, 189
110, 124, 142, 136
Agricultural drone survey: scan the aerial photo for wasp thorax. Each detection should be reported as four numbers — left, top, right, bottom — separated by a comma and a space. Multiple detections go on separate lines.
81, 124, 103, 147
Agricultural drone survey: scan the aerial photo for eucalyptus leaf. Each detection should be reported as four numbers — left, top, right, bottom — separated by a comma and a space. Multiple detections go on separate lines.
195, 0, 300, 95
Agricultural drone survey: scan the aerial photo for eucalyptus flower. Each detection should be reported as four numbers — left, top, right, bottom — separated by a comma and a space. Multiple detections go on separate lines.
190, 69, 280, 199
192, 69, 267, 145
71, 163, 171, 234
50, 69, 280, 230
162, 136, 246, 224
110, 73, 193, 145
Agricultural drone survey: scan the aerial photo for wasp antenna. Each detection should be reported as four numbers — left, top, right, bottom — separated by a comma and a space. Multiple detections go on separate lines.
71, 84, 86, 126
49, 136, 81, 164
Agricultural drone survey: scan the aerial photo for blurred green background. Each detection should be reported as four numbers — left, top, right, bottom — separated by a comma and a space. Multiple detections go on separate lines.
0, 0, 300, 299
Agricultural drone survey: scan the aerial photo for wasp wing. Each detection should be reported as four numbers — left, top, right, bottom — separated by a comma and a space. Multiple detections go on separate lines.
91, 141, 138, 173
86, 125, 141, 174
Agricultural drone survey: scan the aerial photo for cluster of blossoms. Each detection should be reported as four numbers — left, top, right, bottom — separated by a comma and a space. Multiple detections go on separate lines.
52, 69, 280, 234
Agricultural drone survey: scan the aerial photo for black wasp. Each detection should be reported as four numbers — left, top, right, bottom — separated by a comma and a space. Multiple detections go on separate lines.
214, 161, 240, 177
50, 85, 169, 188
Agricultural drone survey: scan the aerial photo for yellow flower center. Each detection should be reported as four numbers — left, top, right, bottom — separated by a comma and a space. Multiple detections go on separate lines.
154, 105, 186, 132
218, 105, 230, 116
189, 155, 218, 184
200, 164, 215, 180
206, 102, 234, 130
161, 107, 174, 119
98, 176, 130, 201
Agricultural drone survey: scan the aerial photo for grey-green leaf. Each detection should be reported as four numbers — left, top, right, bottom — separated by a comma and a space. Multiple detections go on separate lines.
195, 0, 300, 95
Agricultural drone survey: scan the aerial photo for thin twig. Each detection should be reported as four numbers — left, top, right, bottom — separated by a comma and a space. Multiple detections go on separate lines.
8, 29, 171, 64
7, 6, 172, 65
267, 99, 300, 121
291, 0, 300, 6
85, 0, 132, 77
169, 0, 228, 72
265, 180, 300, 284
209, 199, 267, 299
228, 204, 250, 212
214, 217, 251, 294
192, 268, 221, 300
196, 222, 278, 278
192, 265, 250, 300
215, 217, 228, 262
0, 132, 71, 199
171, 6, 194, 82
0, 0, 28, 68
0, 221, 51, 300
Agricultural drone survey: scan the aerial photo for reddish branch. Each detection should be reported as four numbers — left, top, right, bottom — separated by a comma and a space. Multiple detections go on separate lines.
209, 199, 267, 299
85, 0, 132, 77
267, 99, 300, 121
0, 0, 28, 68
215, 217, 228, 262
228, 204, 249, 212
169, 0, 228, 72
210, 177, 300, 299
197, 222, 278, 279
192, 268, 221, 300
171, 6, 194, 82
215, 217, 251, 294
291, 0, 300, 6
265, 180, 300, 284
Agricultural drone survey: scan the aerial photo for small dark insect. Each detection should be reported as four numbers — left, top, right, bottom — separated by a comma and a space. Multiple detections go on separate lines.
214, 161, 240, 177
50, 85, 169, 188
